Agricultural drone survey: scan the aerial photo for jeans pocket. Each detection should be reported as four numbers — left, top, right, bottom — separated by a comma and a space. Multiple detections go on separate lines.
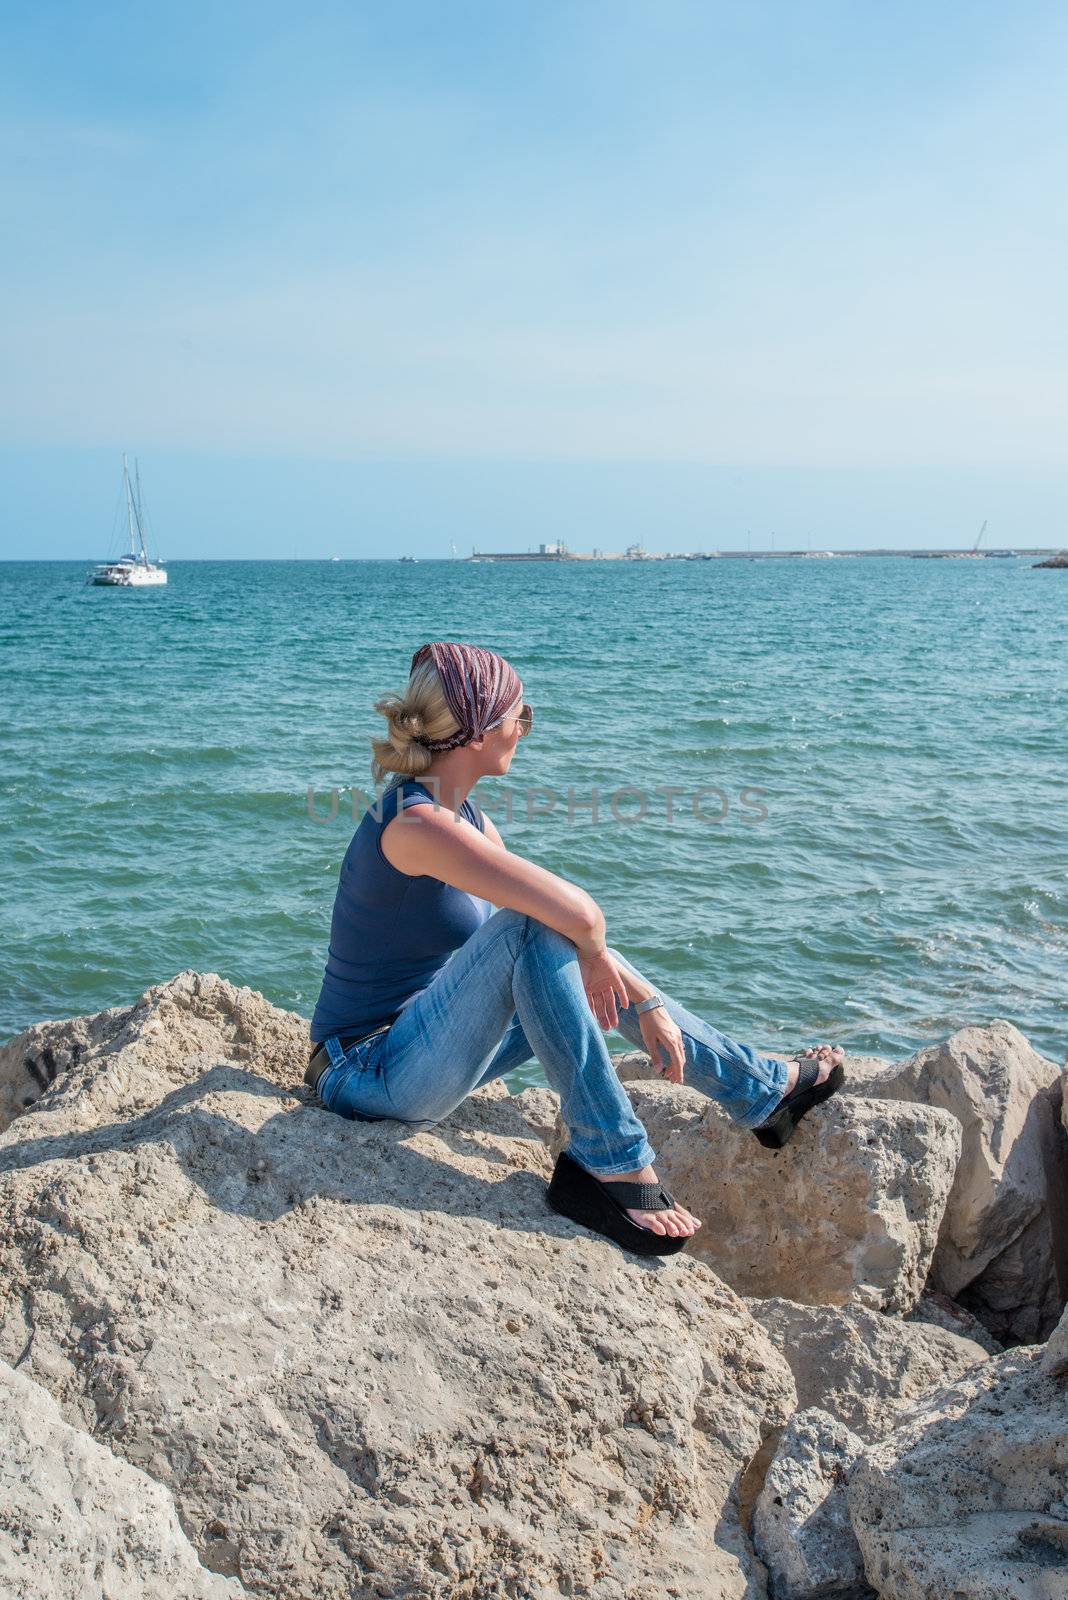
319, 1034, 391, 1121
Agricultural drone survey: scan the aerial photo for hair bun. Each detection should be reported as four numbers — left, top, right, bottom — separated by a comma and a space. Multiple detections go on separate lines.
393, 708, 425, 740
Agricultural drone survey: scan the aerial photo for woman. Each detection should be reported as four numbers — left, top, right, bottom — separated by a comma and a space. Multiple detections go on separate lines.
308, 640, 845, 1258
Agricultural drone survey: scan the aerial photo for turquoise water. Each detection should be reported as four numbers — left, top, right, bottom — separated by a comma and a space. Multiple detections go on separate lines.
1, 557, 1065, 1078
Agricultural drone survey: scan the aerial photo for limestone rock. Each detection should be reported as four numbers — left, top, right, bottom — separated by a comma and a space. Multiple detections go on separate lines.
748, 1298, 988, 1441
508, 1084, 560, 1148
0, 1358, 240, 1600
0, 969, 311, 1133
905, 1289, 1004, 1355
847, 1323, 1068, 1599
0, 974, 796, 1600
840, 1021, 1067, 1342
565, 1078, 961, 1315
1041, 1302, 1068, 1380
752, 1408, 872, 1600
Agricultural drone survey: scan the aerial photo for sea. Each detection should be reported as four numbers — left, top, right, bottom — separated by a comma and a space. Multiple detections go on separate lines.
1, 555, 1065, 1081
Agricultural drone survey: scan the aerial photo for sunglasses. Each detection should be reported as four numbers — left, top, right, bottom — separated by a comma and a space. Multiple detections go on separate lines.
514, 702, 533, 737
488, 701, 533, 738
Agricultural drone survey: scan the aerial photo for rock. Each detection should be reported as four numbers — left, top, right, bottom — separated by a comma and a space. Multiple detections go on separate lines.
847, 1315, 1068, 1599
0, 974, 796, 1600
0, 1358, 240, 1600
507, 1084, 560, 1148
1041, 1302, 1068, 1380
0, 1016, 104, 1133
905, 1289, 1004, 1355
841, 1021, 1067, 1342
564, 1078, 961, 1315
1033, 550, 1068, 567
748, 1298, 989, 1441
752, 1408, 872, 1599
0, 969, 312, 1133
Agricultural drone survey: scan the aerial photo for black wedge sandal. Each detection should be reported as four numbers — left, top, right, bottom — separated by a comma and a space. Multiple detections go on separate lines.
753, 1051, 845, 1149
546, 1149, 690, 1257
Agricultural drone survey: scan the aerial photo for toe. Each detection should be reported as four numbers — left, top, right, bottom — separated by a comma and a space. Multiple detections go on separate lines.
625, 1204, 700, 1236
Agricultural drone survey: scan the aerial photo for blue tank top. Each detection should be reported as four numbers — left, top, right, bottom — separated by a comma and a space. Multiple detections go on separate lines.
310, 778, 494, 1043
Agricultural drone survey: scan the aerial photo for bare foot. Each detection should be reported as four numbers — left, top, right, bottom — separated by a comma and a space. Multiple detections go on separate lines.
598, 1165, 702, 1237
782, 1043, 845, 1095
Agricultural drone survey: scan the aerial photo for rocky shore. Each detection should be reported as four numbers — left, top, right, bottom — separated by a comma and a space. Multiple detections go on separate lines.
0, 973, 1064, 1599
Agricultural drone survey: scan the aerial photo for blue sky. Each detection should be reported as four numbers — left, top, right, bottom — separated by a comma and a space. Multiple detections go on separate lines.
2, 1, 1066, 556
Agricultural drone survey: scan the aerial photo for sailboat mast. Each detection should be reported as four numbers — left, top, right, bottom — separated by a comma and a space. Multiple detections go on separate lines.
123, 453, 138, 557
132, 459, 149, 563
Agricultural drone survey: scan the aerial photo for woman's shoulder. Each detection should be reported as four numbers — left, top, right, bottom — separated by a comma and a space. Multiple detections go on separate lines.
365, 778, 444, 875
372, 779, 487, 877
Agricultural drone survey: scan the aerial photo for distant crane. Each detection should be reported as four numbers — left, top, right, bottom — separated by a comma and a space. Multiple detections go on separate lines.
972, 520, 988, 553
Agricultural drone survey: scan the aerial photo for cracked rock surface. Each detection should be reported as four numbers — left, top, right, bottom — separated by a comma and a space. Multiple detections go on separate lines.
2, 979, 1066, 1599
0, 1356, 241, 1599
847, 1304, 1068, 1600
0, 972, 795, 1599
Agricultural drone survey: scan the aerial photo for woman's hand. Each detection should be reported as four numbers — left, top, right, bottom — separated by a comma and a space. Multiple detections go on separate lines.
638, 1008, 686, 1084
577, 947, 630, 1030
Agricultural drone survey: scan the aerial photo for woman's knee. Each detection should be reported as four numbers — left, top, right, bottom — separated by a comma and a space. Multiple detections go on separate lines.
484, 906, 534, 947
490, 907, 573, 956
523, 916, 577, 959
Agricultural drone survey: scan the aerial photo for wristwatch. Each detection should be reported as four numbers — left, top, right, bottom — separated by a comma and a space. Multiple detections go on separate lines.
635, 991, 665, 1015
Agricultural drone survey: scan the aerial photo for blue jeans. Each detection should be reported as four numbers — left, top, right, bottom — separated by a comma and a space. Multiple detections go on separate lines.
315, 908, 790, 1176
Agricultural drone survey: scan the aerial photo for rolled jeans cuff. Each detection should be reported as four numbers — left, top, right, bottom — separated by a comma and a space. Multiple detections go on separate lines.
734, 1059, 790, 1128
568, 1134, 657, 1178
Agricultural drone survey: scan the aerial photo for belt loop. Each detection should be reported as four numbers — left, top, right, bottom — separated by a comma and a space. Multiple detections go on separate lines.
323, 1034, 347, 1069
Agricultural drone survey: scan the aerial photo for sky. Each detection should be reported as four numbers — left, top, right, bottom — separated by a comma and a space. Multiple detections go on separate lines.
2, 0, 1067, 557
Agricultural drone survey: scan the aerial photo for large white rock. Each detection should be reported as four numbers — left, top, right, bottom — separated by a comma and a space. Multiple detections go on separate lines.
0, 1358, 240, 1600
752, 1407, 871, 1600
839, 1022, 1067, 1342
569, 1075, 961, 1315
748, 1297, 989, 1441
0, 973, 796, 1600
847, 1307, 1068, 1599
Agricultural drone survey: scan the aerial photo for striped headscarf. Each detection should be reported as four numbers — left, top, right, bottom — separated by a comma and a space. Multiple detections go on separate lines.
410, 641, 523, 753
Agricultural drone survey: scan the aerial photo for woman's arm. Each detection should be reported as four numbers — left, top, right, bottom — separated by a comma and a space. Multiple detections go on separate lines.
381, 803, 606, 953
619, 964, 657, 1005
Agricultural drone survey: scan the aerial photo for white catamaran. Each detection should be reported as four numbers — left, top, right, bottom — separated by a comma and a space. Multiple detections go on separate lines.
87, 456, 168, 586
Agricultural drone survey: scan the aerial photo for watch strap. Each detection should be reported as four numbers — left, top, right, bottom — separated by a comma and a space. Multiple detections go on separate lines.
635, 993, 665, 1014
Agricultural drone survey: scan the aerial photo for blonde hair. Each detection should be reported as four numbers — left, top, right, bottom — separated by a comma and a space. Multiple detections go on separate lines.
370, 655, 462, 787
